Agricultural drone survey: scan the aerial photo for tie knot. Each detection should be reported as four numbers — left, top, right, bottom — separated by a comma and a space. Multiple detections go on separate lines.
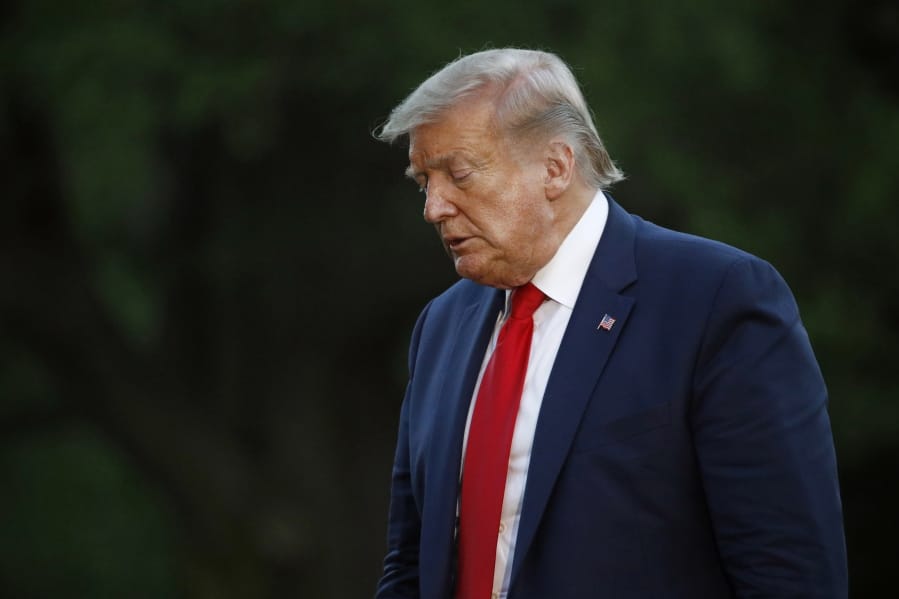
509, 283, 546, 320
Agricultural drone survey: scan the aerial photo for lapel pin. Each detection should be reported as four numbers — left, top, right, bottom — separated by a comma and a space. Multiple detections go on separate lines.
597, 314, 616, 331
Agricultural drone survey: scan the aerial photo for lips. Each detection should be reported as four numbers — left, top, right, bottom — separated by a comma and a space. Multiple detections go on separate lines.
444, 236, 471, 251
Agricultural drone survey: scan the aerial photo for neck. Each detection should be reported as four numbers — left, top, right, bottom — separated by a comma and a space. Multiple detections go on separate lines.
497, 183, 599, 290
551, 181, 598, 249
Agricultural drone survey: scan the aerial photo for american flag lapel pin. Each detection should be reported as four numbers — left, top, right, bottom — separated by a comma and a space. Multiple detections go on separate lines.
597, 314, 616, 331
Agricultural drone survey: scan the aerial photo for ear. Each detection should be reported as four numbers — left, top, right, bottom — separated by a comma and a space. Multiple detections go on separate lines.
543, 140, 576, 200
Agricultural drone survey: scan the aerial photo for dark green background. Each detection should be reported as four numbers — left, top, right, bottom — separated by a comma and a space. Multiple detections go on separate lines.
2, 1, 897, 597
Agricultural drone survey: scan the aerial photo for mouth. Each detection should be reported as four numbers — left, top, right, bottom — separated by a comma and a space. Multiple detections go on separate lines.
444, 236, 471, 252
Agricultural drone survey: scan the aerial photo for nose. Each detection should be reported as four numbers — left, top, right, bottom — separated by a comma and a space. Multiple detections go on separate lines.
422, 179, 458, 224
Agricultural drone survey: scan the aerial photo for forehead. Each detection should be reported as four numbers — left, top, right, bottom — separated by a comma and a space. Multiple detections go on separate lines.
408, 97, 501, 165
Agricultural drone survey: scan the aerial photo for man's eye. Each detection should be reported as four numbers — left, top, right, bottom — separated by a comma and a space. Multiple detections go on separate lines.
452, 171, 471, 182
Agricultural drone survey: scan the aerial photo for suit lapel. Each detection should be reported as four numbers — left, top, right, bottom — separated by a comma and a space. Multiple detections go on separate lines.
420, 285, 505, 599
510, 199, 638, 585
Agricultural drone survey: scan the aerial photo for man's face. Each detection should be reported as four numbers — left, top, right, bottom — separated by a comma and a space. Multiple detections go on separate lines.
407, 96, 556, 289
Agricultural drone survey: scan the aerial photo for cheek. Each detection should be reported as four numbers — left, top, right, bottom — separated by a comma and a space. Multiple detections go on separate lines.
507, 193, 551, 235
471, 180, 545, 248
492, 210, 543, 259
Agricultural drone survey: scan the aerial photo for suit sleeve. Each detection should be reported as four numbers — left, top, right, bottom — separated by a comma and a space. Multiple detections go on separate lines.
375, 302, 431, 599
692, 257, 848, 597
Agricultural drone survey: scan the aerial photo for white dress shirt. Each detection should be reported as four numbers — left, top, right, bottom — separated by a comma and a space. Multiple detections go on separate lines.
460, 191, 609, 598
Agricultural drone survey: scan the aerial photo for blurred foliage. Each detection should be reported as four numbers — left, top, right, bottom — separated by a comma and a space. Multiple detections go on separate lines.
0, 428, 176, 597
1, 0, 897, 597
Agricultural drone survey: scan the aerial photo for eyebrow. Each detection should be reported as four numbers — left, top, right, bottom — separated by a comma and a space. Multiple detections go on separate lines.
405, 154, 458, 181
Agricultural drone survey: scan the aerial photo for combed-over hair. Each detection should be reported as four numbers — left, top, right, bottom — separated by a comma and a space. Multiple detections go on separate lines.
375, 48, 624, 189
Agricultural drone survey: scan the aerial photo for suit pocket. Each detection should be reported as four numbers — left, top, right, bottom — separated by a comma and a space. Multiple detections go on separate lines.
570, 401, 671, 455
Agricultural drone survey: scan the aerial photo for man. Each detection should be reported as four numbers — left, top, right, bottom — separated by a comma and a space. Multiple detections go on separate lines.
374, 48, 847, 599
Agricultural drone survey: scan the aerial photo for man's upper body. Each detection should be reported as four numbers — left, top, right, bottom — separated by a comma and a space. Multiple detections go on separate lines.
374, 48, 847, 598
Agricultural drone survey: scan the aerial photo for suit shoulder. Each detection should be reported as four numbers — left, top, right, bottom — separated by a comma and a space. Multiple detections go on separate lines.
631, 214, 764, 272
413, 278, 499, 330
431, 278, 493, 309
624, 213, 796, 307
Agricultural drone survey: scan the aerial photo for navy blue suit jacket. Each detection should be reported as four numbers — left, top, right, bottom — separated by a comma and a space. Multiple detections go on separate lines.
377, 199, 847, 598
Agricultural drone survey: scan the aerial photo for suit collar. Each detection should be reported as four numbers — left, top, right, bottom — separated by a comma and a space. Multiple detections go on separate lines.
592, 194, 638, 293
509, 195, 638, 585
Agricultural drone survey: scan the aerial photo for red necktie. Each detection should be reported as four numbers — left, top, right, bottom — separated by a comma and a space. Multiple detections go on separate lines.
456, 282, 546, 599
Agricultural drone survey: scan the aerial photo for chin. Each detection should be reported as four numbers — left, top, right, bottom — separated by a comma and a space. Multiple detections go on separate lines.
455, 267, 486, 285
456, 269, 514, 290
454, 260, 492, 287
454, 255, 521, 289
